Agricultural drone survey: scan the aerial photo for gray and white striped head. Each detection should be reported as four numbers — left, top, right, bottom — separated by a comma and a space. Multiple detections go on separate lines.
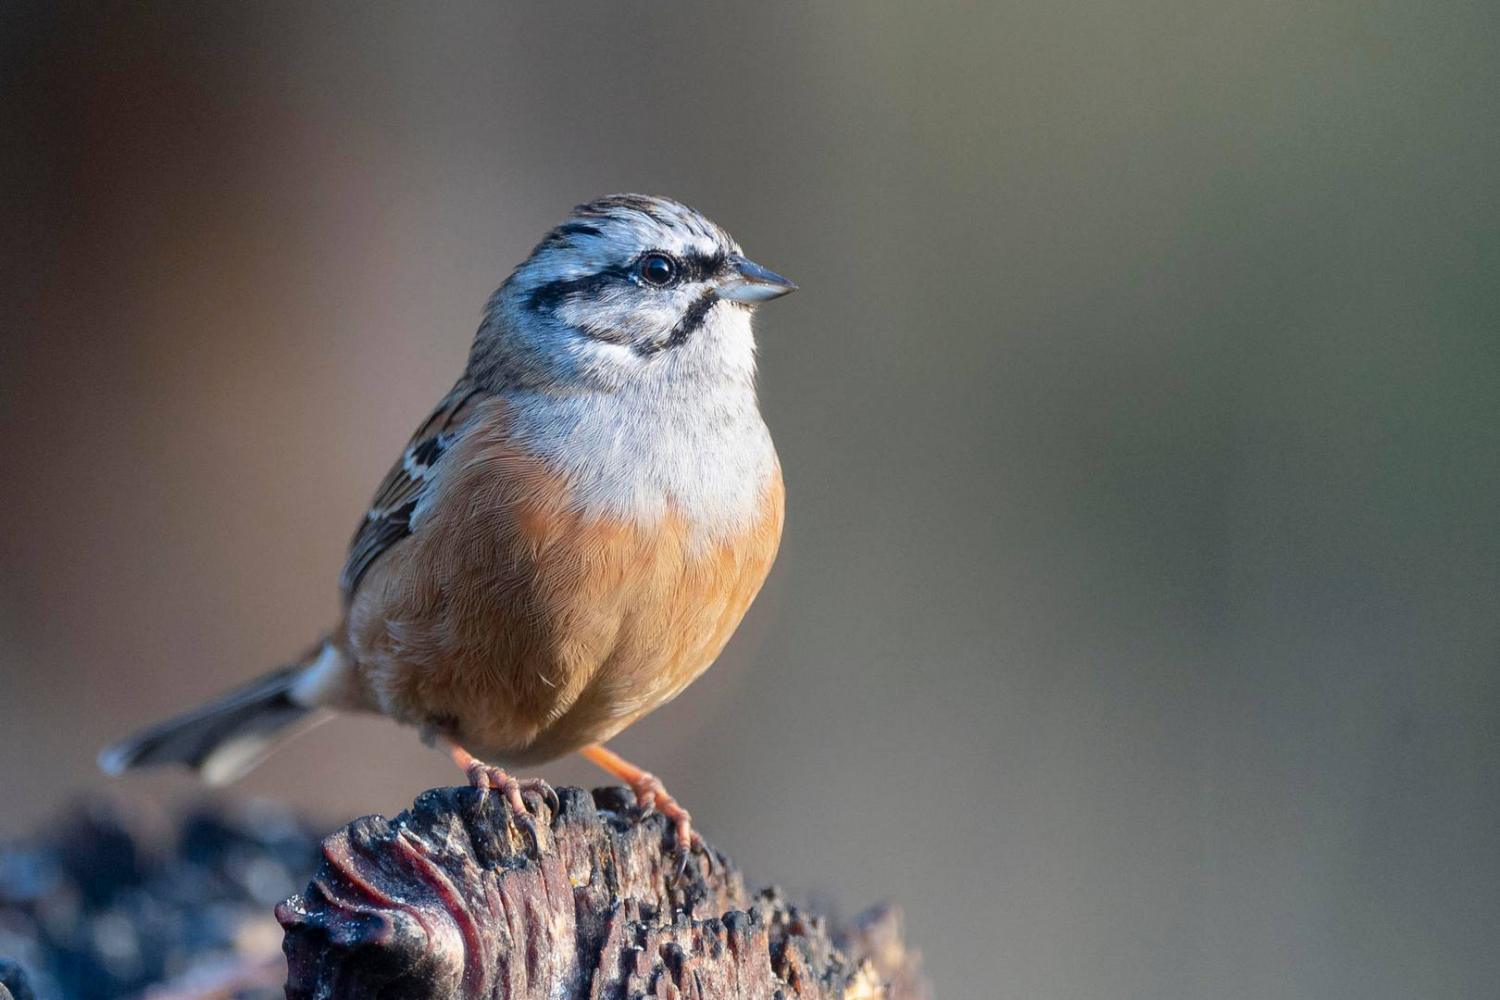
470, 195, 795, 393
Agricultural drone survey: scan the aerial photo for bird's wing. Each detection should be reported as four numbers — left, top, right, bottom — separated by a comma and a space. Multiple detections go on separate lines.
340, 381, 484, 600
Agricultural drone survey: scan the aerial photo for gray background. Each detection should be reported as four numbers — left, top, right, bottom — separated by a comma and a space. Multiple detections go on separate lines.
2, 3, 1497, 997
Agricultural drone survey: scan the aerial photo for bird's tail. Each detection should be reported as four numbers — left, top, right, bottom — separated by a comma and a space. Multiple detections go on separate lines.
99, 644, 342, 786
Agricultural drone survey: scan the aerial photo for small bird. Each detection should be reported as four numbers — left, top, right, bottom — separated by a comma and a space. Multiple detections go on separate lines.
100, 194, 793, 857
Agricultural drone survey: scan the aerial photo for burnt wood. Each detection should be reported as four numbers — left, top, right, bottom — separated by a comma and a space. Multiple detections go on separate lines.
277, 785, 929, 1000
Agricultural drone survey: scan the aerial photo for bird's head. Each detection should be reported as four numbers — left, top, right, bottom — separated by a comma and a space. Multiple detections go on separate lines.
471, 194, 795, 393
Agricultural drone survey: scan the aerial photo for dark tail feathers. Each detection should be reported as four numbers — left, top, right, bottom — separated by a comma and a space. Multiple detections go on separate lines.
99, 663, 326, 785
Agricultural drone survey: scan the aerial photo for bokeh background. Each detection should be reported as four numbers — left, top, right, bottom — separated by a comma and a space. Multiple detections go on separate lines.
3, 3, 1497, 997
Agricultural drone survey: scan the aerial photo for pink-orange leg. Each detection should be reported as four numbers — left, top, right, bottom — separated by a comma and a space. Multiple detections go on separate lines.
444, 739, 559, 818
581, 744, 701, 861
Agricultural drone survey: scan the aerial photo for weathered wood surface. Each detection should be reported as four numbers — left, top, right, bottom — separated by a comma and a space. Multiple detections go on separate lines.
277, 785, 929, 1000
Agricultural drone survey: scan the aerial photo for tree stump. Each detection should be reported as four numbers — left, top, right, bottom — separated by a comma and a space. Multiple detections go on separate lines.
276, 785, 929, 1000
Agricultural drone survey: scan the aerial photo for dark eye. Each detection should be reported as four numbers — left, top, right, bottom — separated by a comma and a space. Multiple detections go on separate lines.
639, 253, 677, 286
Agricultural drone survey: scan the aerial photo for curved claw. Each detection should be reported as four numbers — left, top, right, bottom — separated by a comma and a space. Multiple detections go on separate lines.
447, 742, 556, 852
510, 804, 543, 852
670, 831, 717, 884
577, 745, 709, 883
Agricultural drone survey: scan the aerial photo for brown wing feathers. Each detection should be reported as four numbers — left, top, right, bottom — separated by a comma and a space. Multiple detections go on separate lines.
340, 383, 483, 599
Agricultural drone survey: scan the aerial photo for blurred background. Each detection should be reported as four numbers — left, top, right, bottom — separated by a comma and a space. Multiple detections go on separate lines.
2, 3, 1497, 997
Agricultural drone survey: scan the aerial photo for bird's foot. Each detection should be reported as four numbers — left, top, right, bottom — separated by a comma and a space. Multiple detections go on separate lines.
465, 762, 561, 818
580, 744, 713, 878
628, 769, 704, 863
443, 740, 559, 842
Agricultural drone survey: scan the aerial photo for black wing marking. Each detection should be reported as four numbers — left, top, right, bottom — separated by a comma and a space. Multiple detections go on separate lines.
339, 383, 482, 600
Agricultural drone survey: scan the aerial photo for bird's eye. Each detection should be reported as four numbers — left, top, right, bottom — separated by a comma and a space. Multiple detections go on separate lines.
639, 253, 677, 286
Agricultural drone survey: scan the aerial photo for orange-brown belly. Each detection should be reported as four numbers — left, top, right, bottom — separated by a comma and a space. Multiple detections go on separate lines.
344, 431, 784, 763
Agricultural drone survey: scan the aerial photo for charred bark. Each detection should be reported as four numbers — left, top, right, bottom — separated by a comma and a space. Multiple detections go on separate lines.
277, 786, 929, 1000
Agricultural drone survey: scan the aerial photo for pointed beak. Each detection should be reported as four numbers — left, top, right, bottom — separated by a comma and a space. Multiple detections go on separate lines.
717, 254, 797, 303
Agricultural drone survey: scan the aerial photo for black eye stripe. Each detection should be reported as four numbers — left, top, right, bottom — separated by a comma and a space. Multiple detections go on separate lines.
682, 251, 727, 282
636, 250, 726, 284
525, 265, 633, 312
527, 250, 731, 313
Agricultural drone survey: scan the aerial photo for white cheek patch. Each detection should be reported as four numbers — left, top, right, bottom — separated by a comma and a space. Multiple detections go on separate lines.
557, 281, 715, 355
559, 287, 676, 343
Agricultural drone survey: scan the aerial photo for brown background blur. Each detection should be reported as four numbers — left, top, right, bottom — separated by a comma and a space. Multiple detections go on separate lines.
2, 3, 1497, 997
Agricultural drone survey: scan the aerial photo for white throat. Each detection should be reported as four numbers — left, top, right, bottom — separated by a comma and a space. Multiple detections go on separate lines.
506, 381, 776, 538
503, 307, 778, 540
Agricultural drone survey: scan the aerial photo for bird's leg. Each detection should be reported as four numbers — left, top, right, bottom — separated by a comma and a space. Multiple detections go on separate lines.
580, 744, 704, 869
443, 739, 559, 820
